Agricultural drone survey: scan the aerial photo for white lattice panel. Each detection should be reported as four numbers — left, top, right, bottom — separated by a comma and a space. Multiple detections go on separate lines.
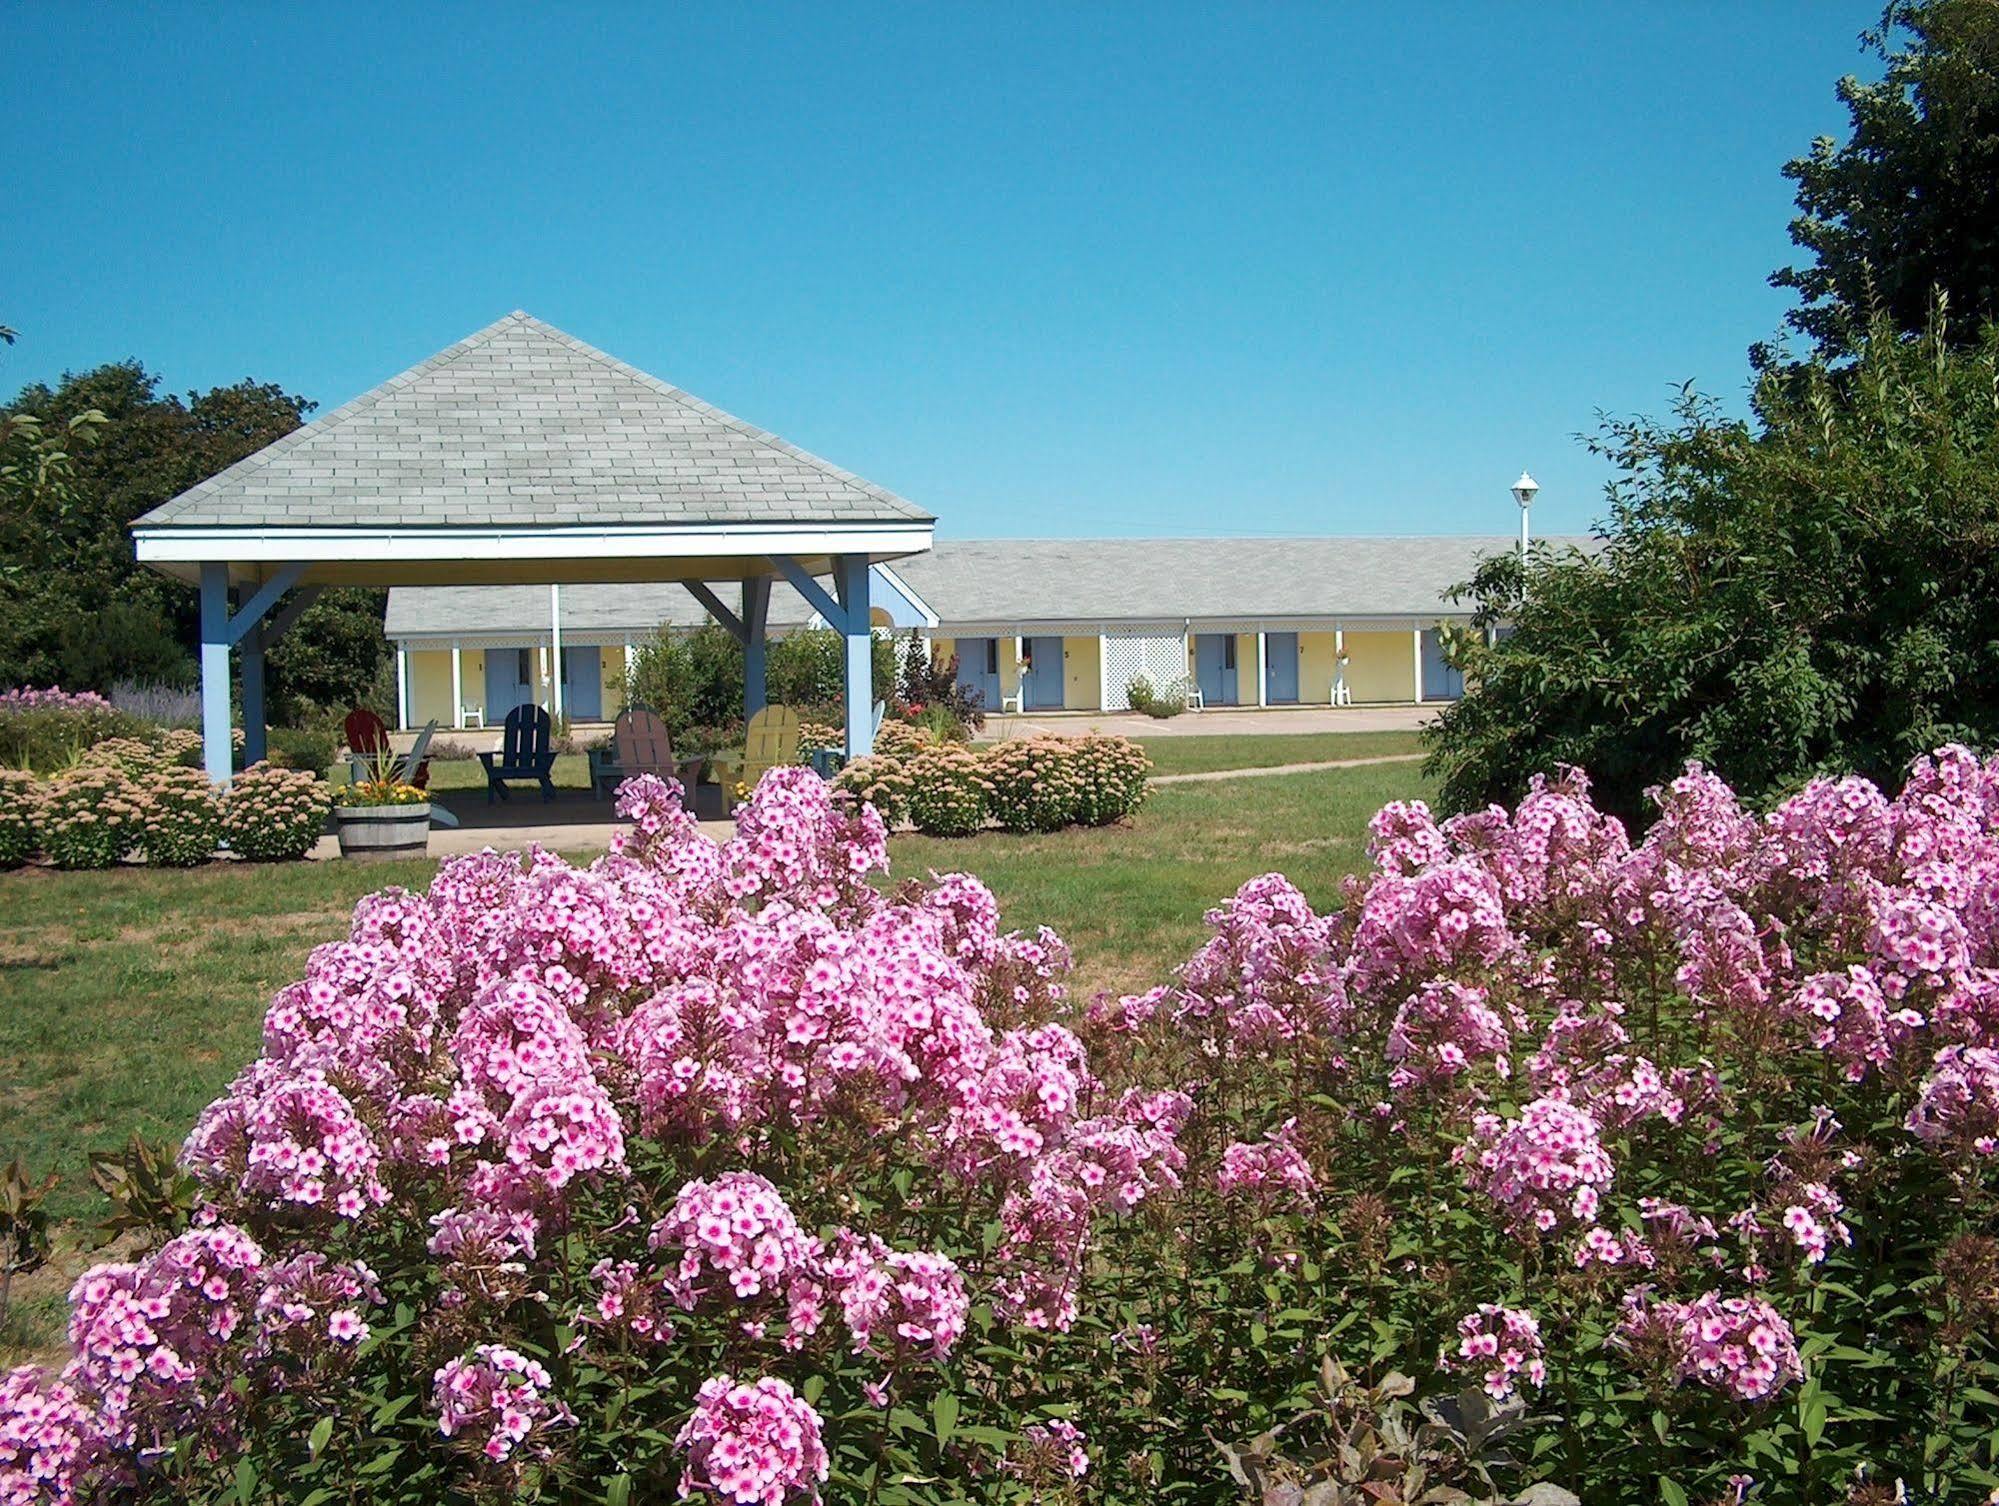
1101, 630, 1189, 710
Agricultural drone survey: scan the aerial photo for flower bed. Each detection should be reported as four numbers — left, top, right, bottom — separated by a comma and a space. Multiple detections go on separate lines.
0, 687, 136, 772
835, 731, 1150, 837
216, 763, 331, 862
7, 752, 1999, 1505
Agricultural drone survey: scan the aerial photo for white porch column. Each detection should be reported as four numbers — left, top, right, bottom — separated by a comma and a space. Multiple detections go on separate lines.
549, 584, 565, 720
395, 645, 410, 730
199, 563, 233, 783
1411, 627, 1424, 706
450, 641, 464, 729
1256, 631, 1268, 708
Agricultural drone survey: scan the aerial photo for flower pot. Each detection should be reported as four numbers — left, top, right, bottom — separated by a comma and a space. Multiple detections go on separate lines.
333, 802, 431, 860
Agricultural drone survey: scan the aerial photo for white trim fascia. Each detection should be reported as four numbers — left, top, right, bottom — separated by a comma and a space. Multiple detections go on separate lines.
134, 520, 934, 566
929, 612, 1473, 638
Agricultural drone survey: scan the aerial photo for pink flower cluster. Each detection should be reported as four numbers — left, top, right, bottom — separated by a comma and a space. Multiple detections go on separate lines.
1, 1368, 98, 1506
1461, 1094, 1616, 1236
649, 1173, 827, 1342
1444, 1305, 1547, 1400
0, 687, 112, 714
1215, 1119, 1317, 1209
433, 1345, 565, 1463
1617, 1291, 1803, 1402
675, 1375, 829, 1506
823, 1236, 969, 1365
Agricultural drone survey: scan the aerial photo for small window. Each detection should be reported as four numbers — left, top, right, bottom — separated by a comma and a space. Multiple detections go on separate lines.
517, 649, 533, 684
984, 640, 999, 675
1223, 638, 1237, 671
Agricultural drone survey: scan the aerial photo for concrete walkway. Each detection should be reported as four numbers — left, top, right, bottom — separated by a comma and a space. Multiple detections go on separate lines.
311, 751, 1427, 859
1152, 751, 1424, 785
975, 704, 1433, 741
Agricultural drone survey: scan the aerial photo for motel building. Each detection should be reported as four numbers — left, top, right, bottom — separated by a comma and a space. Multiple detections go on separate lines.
386, 533, 1576, 729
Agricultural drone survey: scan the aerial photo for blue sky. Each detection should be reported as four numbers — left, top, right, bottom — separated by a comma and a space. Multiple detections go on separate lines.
2, 2, 1883, 539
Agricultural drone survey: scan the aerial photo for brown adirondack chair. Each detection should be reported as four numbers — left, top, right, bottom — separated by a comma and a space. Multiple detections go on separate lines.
592, 705, 705, 804
738, 705, 804, 795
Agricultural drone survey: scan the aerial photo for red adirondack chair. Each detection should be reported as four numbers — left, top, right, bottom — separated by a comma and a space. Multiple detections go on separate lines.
343, 707, 431, 789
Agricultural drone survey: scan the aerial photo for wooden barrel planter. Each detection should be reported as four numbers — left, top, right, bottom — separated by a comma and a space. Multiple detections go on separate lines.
333, 803, 431, 860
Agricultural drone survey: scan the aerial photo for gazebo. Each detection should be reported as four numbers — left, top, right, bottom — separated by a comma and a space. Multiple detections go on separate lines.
131, 312, 935, 783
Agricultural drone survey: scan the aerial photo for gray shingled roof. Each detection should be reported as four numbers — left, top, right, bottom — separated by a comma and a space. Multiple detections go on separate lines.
136, 312, 932, 531
386, 535, 1587, 636
892, 536, 1585, 624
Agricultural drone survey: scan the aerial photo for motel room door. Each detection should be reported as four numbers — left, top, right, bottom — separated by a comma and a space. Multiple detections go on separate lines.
1021, 636, 1065, 710
1420, 629, 1465, 700
1264, 632, 1300, 703
1194, 633, 1238, 706
954, 638, 1003, 714
561, 646, 603, 720
485, 647, 537, 717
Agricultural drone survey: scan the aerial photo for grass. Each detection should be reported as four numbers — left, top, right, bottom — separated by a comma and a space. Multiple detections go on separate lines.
0, 756, 1429, 1361
1129, 728, 1424, 777
417, 753, 596, 792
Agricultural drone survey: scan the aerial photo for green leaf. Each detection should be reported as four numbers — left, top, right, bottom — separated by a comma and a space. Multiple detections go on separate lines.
307, 1416, 333, 1460
234, 1457, 259, 1506
1659, 1478, 1688, 1506
606, 1474, 633, 1506
931, 1390, 959, 1444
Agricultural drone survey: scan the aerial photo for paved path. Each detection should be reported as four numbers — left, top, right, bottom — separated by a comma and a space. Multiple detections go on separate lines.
1152, 751, 1425, 785
313, 751, 1426, 859
976, 704, 1433, 741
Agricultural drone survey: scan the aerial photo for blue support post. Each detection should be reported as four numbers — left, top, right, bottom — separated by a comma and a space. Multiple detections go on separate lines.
743, 577, 771, 721
198, 562, 234, 784
241, 626, 267, 766
834, 554, 874, 758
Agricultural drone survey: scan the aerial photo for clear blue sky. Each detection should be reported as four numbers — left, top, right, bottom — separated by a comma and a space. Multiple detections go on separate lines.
2, 2, 1883, 540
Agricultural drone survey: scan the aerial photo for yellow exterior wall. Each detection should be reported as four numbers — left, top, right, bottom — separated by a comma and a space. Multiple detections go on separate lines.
601, 651, 625, 719
1299, 631, 1340, 703
1237, 634, 1258, 704
1062, 635, 1101, 711
1001, 639, 1021, 696
1342, 630, 1417, 703
408, 650, 454, 727
930, 637, 956, 669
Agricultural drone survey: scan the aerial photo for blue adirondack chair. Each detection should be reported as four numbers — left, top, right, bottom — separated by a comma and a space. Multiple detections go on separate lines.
479, 704, 558, 803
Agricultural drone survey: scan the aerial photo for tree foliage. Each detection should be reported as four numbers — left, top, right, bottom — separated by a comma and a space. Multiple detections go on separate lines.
0, 361, 388, 715
1425, 307, 1999, 824
1768, 0, 1999, 361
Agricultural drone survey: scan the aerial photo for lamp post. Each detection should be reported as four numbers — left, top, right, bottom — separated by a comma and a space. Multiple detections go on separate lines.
1511, 470, 1539, 564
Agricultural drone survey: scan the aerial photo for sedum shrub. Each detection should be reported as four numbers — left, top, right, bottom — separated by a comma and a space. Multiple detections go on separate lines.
36, 766, 142, 870
0, 769, 39, 867
1069, 733, 1151, 825
831, 752, 914, 828
218, 762, 330, 862
983, 736, 1085, 833
900, 743, 991, 836
130, 767, 222, 868
75, 728, 203, 778
0, 768, 1182, 1504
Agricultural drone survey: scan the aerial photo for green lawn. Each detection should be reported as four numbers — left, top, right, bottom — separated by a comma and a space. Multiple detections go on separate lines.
0, 757, 1429, 1361
1129, 728, 1423, 776
411, 753, 596, 792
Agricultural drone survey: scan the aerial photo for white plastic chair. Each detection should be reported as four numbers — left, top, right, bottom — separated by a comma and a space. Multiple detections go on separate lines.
1183, 678, 1205, 712
1000, 685, 1025, 714
461, 706, 485, 729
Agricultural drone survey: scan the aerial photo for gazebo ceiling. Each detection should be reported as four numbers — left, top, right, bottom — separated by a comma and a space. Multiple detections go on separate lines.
133, 311, 933, 586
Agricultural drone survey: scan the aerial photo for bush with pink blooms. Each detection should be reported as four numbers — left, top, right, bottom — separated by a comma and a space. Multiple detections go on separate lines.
8, 752, 1999, 1506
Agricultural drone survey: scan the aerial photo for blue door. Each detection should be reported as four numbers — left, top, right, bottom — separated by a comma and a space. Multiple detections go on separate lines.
1194, 634, 1238, 706
954, 638, 1002, 713
562, 646, 603, 720
1021, 636, 1065, 710
1421, 629, 1465, 700
1264, 632, 1300, 703
485, 647, 536, 717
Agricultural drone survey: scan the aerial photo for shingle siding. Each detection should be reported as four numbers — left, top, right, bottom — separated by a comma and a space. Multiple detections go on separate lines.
136, 312, 932, 532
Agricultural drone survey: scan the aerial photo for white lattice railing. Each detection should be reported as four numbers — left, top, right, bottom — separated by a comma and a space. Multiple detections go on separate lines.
1100, 631, 1191, 711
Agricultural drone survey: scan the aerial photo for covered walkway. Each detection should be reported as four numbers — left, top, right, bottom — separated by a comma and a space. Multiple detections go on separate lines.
131, 312, 932, 780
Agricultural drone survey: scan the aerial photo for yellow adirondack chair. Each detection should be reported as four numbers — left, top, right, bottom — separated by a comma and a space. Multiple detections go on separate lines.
739, 705, 804, 795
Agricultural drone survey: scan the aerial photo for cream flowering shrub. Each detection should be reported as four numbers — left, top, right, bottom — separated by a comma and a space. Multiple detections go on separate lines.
217, 763, 330, 862
982, 737, 1086, 833
0, 769, 38, 868
36, 766, 143, 870
834, 732, 1150, 837
128, 767, 221, 868
899, 743, 992, 836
